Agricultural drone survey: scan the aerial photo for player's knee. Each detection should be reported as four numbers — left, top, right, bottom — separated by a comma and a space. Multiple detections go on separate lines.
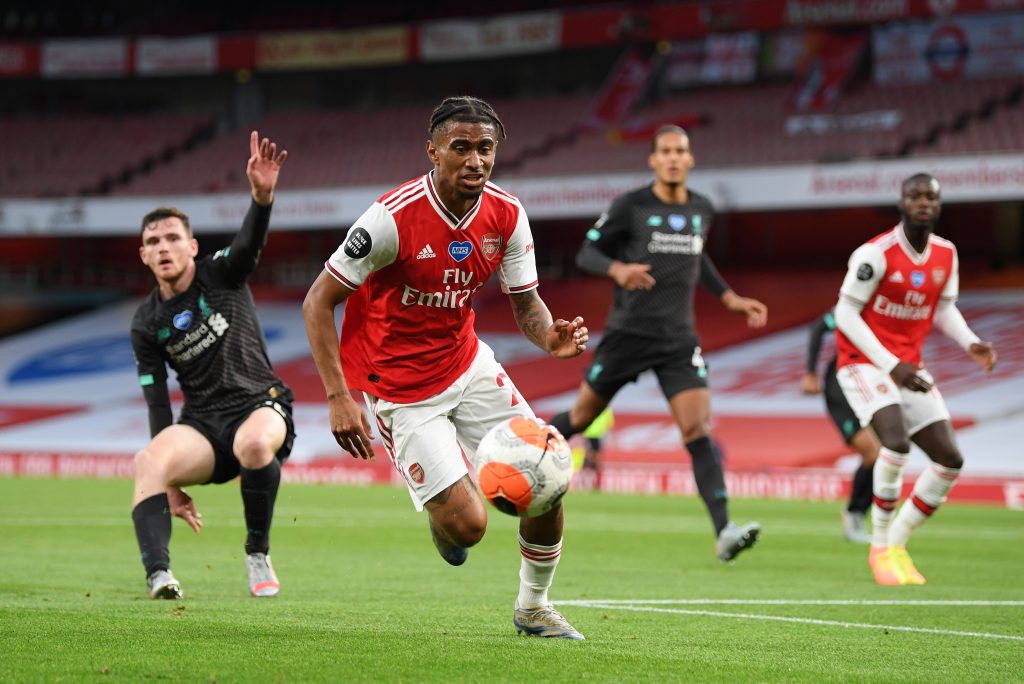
133, 447, 166, 481
933, 448, 963, 470
880, 436, 911, 454
234, 433, 276, 469
680, 421, 708, 443
569, 406, 600, 432
447, 516, 487, 548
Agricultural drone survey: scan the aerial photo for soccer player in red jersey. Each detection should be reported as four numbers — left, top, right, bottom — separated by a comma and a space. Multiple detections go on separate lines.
303, 97, 589, 639
834, 173, 997, 585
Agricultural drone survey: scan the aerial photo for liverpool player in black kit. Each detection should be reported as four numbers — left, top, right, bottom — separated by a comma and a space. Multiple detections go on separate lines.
550, 126, 767, 561
130, 131, 293, 599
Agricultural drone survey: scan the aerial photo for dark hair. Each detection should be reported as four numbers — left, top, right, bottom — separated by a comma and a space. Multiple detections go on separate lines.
651, 125, 688, 152
429, 96, 507, 141
901, 172, 937, 194
140, 206, 192, 241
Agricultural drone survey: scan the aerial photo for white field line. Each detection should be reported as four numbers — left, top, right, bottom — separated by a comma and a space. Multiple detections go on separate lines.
557, 600, 1024, 641
559, 599, 1024, 606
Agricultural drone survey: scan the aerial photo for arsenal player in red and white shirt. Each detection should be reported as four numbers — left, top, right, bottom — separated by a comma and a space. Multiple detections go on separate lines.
834, 173, 997, 586
303, 97, 588, 639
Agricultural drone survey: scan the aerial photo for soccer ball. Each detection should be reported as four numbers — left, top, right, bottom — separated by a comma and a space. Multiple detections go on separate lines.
476, 416, 573, 518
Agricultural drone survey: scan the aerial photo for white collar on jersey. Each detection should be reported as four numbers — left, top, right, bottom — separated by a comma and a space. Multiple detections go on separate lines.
424, 170, 482, 230
894, 222, 932, 265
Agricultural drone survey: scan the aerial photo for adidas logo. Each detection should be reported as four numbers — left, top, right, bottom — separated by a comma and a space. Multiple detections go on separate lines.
888, 271, 904, 283
417, 244, 436, 260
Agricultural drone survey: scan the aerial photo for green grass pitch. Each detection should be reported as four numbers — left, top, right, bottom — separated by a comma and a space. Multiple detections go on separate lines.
1, 478, 1022, 682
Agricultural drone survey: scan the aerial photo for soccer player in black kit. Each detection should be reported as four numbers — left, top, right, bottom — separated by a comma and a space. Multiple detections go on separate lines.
550, 126, 768, 561
130, 131, 293, 599
801, 308, 879, 544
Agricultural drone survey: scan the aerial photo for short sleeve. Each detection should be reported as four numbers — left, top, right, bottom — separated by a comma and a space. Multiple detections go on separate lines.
325, 202, 400, 289
839, 243, 886, 306
498, 202, 539, 294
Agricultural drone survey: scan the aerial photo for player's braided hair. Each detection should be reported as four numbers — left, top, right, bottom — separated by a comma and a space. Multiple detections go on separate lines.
429, 96, 507, 140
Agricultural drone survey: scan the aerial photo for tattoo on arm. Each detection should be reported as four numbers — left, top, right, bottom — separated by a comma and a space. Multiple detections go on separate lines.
509, 291, 553, 351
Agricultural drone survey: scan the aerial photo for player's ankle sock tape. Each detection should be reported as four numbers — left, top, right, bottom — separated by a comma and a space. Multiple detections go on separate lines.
132, 493, 171, 576
241, 459, 281, 556
686, 436, 730, 536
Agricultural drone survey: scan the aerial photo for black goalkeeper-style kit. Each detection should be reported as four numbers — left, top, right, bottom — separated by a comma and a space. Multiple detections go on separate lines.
805, 308, 860, 445
576, 185, 730, 400
131, 200, 295, 483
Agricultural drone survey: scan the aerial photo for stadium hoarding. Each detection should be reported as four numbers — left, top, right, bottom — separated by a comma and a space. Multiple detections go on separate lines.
0, 41, 39, 76
1, 153, 1021, 235
873, 11, 1024, 84
41, 38, 130, 78
418, 11, 561, 60
257, 27, 410, 70
136, 36, 218, 76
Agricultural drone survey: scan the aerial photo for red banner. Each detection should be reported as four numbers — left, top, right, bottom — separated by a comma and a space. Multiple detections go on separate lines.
559, 8, 629, 48
217, 36, 257, 71
788, 31, 867, 111
580, 51, 653, 132
0, 42, 39, 76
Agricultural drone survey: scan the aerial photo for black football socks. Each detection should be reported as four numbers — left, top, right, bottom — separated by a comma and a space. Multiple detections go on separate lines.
132, 493, 171, 576
849, 464, 874, 514
240, 459, 281, 555
548, 411, 579, 440
686, 436, 730, 536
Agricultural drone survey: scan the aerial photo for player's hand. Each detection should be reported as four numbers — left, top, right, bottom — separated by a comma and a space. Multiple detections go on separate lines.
968, 342, 997, 374
890, 362, 931, 392
247, 130, 288, 206
328, 393, 375, 460
800, 372, 821, 395
546, 316, 588, 358
167, 486, 202, 535
609, 262, 655, 291
722, 291, 768, 328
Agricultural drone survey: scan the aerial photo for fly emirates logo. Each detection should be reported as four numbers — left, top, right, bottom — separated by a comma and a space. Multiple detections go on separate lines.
400, 267, 484, 310
873, 289, 932, 321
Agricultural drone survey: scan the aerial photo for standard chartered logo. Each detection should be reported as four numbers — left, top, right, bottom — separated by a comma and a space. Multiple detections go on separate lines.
647, 232, 703, 255
165, 312, 229, 364
209, 312, 229, 336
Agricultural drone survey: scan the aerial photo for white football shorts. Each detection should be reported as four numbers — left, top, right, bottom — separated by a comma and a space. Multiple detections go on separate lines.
836, 363, 951, 436
363, 340, 535, 511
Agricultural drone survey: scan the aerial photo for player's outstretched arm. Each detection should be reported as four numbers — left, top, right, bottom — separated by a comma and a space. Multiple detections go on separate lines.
302, 270, 375, 460
167, 486, 202, 535
508, 290, 589, 358
246, 130, 288, 206
721, 290, 768, 328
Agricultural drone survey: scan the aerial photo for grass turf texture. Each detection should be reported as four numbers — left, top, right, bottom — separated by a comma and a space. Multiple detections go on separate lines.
1, 478, 1022, 683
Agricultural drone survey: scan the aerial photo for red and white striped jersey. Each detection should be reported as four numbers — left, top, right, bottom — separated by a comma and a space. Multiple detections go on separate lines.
837, 224, 958, 369
325, 172, 539, 403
